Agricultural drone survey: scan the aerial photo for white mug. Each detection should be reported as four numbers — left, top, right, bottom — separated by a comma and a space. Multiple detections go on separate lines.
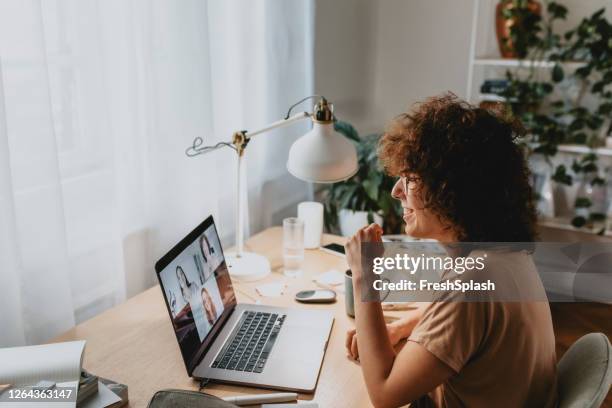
297, 201, 324, 249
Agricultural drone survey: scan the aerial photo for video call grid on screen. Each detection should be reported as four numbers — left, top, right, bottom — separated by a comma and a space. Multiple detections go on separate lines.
159, 223, 230, 346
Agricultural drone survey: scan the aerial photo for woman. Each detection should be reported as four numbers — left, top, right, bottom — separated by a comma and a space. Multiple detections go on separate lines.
344, 94, 557, 407
176, 265, 193, 304
198, 233, 216, 284
200, 286, 219, 325
176, 264, 209, 340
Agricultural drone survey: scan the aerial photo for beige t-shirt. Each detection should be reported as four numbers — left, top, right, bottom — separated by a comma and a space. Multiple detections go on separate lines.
408, 250, 558, 407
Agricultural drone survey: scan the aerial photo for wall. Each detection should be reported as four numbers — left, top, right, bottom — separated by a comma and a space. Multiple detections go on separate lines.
313, 0, 379, 134
370, 0, 474, 130
315, 0, 473, 135
315, 0, 612, 135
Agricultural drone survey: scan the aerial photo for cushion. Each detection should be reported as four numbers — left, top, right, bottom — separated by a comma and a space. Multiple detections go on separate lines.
558, 333, 612, 408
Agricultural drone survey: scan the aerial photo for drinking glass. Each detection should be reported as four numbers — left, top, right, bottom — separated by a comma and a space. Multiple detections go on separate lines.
283, 217, 304, 277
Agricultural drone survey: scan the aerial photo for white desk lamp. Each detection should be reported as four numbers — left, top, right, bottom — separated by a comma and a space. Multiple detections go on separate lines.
186, 96, 358, 281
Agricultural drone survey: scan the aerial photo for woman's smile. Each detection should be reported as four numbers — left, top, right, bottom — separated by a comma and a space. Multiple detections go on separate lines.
402, 207, 415, 221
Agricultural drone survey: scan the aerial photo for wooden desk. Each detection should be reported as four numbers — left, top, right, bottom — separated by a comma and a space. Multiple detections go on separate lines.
54, 227, 388, 407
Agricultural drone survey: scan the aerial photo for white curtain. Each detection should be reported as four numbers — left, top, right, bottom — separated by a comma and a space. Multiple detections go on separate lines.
0, 0, 314, 346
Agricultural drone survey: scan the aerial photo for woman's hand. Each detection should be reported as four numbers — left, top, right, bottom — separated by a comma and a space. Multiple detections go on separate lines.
344, 223, 384, 284
345, 323, 404, 360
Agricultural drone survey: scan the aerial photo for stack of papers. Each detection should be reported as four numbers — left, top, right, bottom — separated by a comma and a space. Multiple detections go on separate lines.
0, 341, 126, 408
0, 341, 85, 408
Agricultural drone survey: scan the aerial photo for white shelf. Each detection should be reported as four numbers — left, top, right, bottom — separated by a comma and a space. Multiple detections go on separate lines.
557, 144, 612, 157
474, 57, 554, 68
538, 216, 612, 237
478, 93, 506, 102
473, 57, 585, 70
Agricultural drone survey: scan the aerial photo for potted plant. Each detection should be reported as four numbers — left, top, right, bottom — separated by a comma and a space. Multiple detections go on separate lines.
497, 4, 612, 232
323, 121, 403, 237
496, 0, 543, 59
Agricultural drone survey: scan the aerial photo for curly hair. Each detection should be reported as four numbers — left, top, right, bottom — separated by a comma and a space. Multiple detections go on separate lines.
378, 93, 537, 242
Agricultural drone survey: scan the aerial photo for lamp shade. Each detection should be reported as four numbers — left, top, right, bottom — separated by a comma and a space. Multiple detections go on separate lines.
287, 122, 358, 183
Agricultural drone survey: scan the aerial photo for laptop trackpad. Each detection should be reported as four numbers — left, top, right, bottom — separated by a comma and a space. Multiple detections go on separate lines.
269, 325, 327, 373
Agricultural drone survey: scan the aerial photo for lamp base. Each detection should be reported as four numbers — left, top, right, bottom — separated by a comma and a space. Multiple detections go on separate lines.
225, 251, 271, 282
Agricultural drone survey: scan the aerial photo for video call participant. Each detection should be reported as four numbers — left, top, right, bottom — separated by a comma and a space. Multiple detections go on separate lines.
214, 263, 236, 306
344, 93, 557, 407
198, 233, 216, 284
200, 287, 218, 326
176, 265, 209, 341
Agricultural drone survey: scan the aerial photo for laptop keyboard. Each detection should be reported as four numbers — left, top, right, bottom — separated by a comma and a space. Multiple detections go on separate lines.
212, 311, 286, 373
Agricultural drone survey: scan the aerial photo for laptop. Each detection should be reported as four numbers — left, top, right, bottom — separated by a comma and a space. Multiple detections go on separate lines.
155, 215, 334, 392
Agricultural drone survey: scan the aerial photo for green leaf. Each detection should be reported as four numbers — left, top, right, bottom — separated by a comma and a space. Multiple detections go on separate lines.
552, 64, 564, 83
592, 81, 605, 94
547, 2, 568, 19
575, 197, 593, 208
334, 121, 360, 142
598, 103, 612, 115
366, 211, 374, 224
583, 153, 597, 162
572, 132, 587, 144
540, 83, 554, 95
586, 116, 604, 130
591, 8, 605, 20
575, 66, 592, 78
551, 100, 564, 109
338, 185, 358, 209
362, 179, 379, 201
552, 165, 572, 185
590, 212, 606, 221
569, 119, 585, 131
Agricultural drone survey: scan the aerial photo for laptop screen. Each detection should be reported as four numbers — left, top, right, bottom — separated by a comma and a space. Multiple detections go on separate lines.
156, 216, 237, 373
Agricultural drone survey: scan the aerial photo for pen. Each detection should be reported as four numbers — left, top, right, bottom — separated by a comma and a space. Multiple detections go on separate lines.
222, 392, 298, 406
381, 302, 419, 311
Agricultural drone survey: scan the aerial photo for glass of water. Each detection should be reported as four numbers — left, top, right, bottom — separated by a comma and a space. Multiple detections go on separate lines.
283, 217, 304, 277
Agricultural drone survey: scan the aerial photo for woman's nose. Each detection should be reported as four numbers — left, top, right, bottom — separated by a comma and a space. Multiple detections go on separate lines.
391, 178, 404, 200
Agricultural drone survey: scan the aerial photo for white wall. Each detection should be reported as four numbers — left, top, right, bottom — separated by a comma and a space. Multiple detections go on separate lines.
315, 0, 612, 135
314, 0, 379, 134
315, 0, 473, 135
370, 0, 473, 129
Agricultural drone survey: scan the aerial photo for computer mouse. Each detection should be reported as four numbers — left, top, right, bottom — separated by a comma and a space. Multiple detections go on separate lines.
295, 289, 337, 304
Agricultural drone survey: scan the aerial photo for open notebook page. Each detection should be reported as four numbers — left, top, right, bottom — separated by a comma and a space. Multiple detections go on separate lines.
0, 340, 85, 386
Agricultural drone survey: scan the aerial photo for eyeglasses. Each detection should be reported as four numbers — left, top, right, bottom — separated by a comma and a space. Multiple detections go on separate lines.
399, 175, 419, 191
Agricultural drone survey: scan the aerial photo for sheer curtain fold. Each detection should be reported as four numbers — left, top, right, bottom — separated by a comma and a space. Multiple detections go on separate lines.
0, 0, 314, 346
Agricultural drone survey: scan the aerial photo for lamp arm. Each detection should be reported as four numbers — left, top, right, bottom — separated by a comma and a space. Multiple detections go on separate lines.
244, 111, 310, 139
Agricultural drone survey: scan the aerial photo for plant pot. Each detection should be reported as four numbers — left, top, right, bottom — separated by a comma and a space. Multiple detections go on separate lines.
338, 209, 383, 237
496, 0, 541, 58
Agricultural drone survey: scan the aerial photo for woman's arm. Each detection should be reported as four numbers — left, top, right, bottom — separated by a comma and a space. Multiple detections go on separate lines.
387, 302, 430, 338
346, 225, 454, 408
346, 304, 429, 360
